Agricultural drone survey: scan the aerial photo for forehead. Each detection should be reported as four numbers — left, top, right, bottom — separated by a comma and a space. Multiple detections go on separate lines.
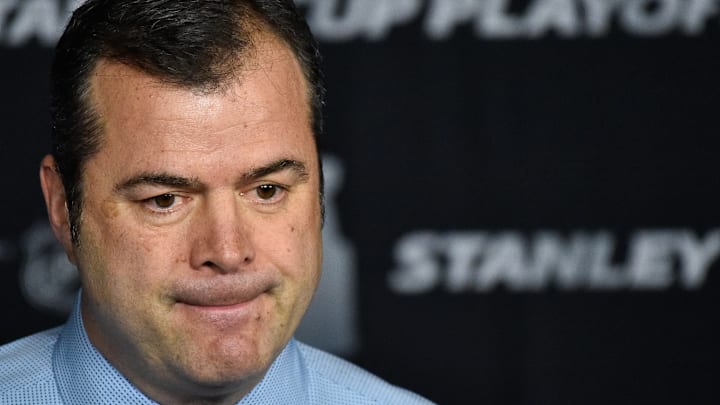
90, 33, 310, 139
90, 32, 309, 117
84, 33, 315, 178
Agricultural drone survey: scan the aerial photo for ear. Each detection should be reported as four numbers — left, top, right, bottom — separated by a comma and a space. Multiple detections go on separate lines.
39, 155, 77, 264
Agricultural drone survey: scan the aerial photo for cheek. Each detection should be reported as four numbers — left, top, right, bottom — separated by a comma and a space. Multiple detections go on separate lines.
292, 221, 323, 290
258, 215, 321, 280
80, 206, 180, 288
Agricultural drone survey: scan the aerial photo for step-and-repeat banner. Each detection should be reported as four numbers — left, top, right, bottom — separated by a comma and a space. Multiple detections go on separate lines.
1, 1, 718, 403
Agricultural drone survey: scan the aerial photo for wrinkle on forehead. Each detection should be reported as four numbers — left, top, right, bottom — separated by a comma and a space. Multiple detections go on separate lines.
88, 33, 310, 157
89, 31, 307, 109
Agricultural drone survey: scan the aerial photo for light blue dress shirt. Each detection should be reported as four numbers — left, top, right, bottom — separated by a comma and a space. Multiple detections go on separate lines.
0, 297, 433, 404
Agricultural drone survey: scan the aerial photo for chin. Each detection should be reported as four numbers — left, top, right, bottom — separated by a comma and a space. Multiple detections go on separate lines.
179, 333, 276, 385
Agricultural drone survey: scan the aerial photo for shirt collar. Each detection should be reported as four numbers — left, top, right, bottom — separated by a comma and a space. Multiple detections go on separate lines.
52, 293, 157, 403
239, 339, 309, 404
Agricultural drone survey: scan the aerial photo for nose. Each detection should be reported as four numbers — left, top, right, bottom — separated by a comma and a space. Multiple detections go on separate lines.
189, 191, 254, 273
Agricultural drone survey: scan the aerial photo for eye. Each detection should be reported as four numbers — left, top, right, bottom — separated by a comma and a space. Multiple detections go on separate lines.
141, 193, 184, 213
245, 184, 287, 205
152, 194, 176, 208
256, 184, 279, 200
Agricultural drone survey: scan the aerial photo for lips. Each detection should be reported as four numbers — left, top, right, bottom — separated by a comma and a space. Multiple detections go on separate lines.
175, 292, 260, 307
169, 275, 278, 308
170, 281, 276, 328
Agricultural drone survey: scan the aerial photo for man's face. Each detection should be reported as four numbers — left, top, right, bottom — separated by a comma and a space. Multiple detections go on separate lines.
67, 35, 321, 402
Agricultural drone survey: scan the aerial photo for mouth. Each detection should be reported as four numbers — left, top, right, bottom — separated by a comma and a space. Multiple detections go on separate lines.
178, 298, 255, 310
173, 293, 268, 327
170, 279, 277, 325
175, 293, 262, 308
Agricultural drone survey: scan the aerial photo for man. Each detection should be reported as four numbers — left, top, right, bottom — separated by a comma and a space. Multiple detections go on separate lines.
0, 1, 432, 404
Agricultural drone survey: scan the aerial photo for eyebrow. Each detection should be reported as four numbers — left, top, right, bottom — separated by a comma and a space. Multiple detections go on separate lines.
243, 159, 309, 182
114, 173, 203, 194
114, 159, 309, 193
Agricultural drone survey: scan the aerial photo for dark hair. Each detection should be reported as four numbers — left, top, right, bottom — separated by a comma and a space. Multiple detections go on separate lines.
50, 0, 325, 243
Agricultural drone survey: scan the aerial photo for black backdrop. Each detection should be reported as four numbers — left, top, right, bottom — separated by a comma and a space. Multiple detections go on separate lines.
1, 1, 718, 404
